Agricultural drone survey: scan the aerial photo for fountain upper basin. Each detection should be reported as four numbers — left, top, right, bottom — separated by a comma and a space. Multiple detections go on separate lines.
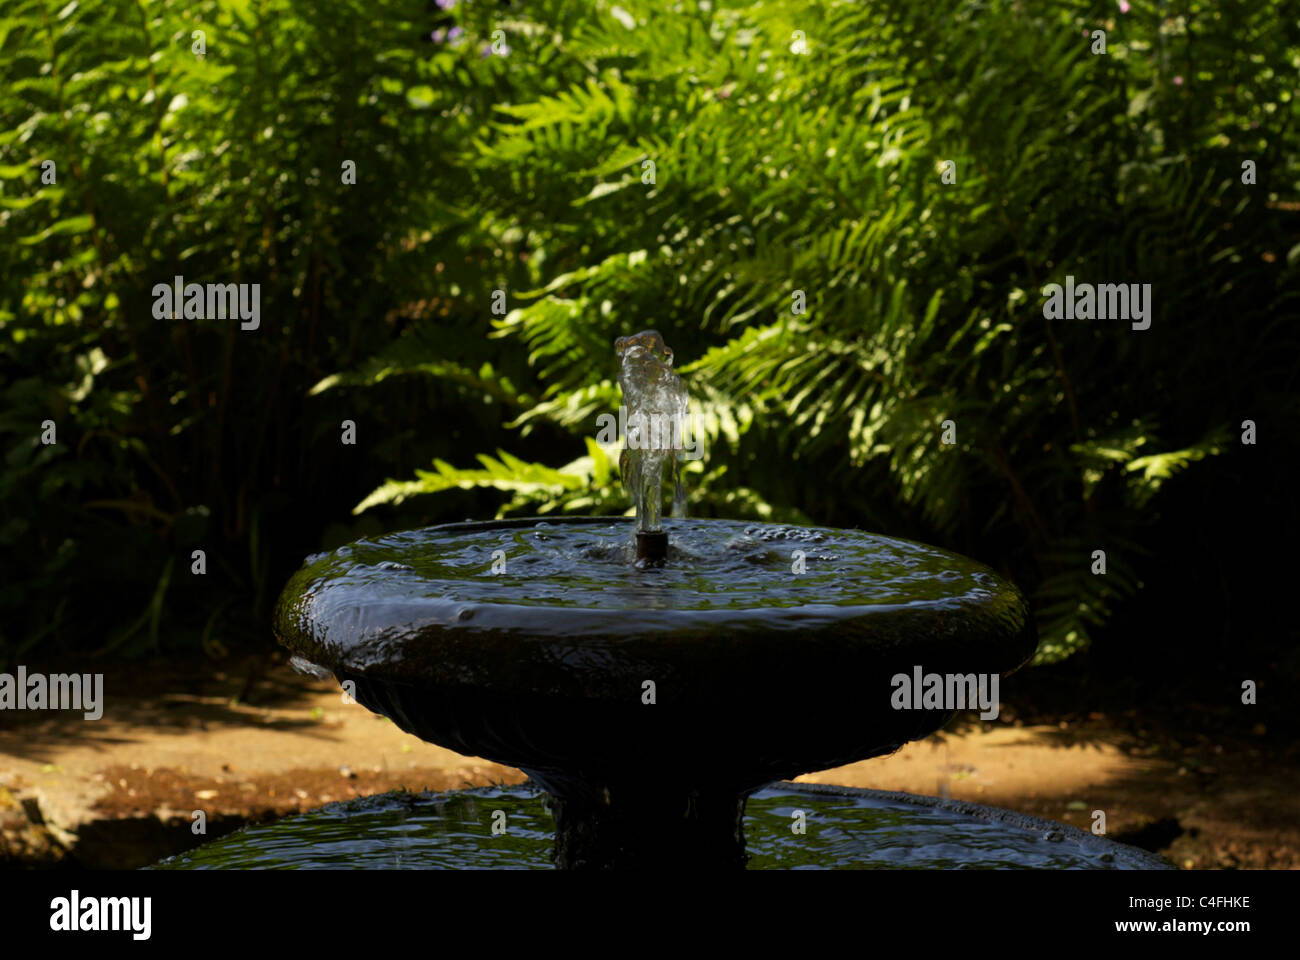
274, 517, 1036, 795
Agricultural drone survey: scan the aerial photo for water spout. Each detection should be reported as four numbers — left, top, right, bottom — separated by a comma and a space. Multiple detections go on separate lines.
615, 330, 689, 562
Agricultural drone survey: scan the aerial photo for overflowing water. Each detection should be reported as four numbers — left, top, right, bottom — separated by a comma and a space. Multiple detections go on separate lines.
153, 784, 1156, 870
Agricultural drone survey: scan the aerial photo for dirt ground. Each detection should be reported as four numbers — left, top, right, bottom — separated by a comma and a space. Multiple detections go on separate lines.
1, 653, 1294, 869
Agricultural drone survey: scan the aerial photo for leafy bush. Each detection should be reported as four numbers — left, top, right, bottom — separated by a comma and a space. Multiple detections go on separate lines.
0, 0, 515, 658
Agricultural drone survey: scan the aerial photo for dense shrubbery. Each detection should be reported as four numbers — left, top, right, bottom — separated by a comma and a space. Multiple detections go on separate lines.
2, 0, 1296, 665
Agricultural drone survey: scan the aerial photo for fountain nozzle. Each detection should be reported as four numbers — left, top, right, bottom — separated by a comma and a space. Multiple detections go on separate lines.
636, 530, 668, 565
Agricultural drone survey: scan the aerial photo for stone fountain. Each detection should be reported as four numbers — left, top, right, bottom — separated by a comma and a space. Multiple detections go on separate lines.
243, 332, 1169, 871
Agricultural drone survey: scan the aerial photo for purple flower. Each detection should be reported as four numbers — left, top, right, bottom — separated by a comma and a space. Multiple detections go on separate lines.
435, 0, 457, 9
1173, 75, 1184, 85
432, 25, 464, 45
1118, 0, 1131, 13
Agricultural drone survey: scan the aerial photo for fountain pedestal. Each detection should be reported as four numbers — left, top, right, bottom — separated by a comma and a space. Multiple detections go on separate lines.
547, 781, 747, 870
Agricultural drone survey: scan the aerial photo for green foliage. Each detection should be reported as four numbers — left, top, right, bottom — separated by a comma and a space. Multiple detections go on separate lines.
1, 0, 1296, 666
0, 0, 519, 658
331, 0, 1299, 662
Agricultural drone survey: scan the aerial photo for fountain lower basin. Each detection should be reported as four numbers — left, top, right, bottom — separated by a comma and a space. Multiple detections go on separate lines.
155, 782, 1172, 870
274, 516, 1038, 868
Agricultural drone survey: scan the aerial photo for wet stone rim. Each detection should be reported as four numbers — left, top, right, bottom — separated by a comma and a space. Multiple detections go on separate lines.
274, 516, 1039, 703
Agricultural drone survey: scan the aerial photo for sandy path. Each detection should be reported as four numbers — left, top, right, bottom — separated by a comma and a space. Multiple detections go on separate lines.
1, 657, 1292, 868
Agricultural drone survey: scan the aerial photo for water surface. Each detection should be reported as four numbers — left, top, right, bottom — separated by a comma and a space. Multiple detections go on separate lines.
287, 518, 1011, 616
156, 784, 1154, 870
